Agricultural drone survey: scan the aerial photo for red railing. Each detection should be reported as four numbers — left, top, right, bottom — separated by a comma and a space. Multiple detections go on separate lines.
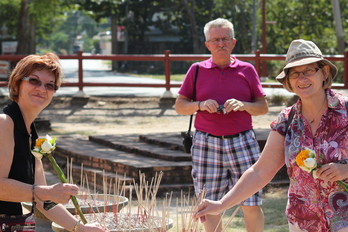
1, 50, 348, 95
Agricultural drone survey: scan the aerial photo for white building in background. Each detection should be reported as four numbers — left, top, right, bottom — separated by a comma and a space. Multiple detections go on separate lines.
93, 24, 181, 55
93, 27, 125, 55
0, 41, 17, 79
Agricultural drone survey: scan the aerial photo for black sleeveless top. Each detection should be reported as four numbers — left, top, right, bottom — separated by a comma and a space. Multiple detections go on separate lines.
0, 101, 38, 215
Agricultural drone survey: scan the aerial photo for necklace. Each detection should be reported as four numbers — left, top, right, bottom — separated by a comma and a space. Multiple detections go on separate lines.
306, 100, 326, 124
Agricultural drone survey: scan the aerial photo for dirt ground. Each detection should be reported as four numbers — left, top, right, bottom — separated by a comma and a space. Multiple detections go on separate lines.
38, 96, 285, 136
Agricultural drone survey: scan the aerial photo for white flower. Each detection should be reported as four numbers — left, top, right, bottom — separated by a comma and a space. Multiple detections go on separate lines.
304, 157, 317, 169
31, 134, 57, 159
31, 150, 43, 159
41, 139, 54, 153
298, 157, 317, 173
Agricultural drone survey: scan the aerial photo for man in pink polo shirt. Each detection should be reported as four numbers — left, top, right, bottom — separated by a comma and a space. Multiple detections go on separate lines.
175, 18, 268, 232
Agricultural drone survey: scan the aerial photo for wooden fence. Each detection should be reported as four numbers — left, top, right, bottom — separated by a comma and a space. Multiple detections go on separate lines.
0, 50, 347, 97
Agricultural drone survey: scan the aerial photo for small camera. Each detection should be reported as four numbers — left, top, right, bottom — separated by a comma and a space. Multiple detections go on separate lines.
217, 105, 224, 111
217, 105, 227, 114
43, 201, 58, 210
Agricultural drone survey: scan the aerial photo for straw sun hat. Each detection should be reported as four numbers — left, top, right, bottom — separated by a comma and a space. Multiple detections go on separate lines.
275, 39, 338, 83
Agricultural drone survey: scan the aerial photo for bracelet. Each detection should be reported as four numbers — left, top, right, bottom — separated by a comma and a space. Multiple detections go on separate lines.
32, 184, 37, 211
32, 184, 45, 202
72, 220, 81, 232
32, 184, 36, 205
198, 101, 202, 111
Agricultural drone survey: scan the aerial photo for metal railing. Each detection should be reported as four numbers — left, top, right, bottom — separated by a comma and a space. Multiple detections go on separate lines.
1, 50, 347, 97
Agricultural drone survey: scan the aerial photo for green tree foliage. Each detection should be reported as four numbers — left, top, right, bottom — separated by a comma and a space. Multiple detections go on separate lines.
211, 0, 254, 53
75, 0, 164, 42
148, 0, 255, 54
0, 0, 347, 57
265, 0, 338, 54
0, 0, 73, 54
262, 0, 348, 81
0, 0, 20, 37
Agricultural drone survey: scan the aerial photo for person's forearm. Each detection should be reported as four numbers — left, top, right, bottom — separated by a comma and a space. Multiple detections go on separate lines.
175, 99, 200, 115
41, 204, 78, 231
0, 179, 33, 202
243, 100, 268, 116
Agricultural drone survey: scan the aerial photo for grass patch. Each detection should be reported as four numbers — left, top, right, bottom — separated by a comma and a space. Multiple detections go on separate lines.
166, 186, 289, 232
220, 187, 288, 231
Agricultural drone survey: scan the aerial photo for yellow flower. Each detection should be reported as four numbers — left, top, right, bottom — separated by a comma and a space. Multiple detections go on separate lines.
35, 138, 47, 148
295, 148, 348, 193
295, 148, 317, 173
296, 150, 310, 167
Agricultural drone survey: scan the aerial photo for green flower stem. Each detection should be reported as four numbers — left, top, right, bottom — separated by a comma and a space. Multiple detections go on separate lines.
46, 154, 87, 224
337, 180, 348, 193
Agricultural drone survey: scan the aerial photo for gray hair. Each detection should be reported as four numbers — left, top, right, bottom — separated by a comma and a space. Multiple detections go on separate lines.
203, 18, 234, 41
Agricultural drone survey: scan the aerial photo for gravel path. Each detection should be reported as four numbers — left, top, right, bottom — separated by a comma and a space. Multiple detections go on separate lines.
39, 96, 284, 136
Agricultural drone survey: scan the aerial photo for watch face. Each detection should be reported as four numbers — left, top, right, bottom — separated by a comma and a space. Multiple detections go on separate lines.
43, 201, 57, 210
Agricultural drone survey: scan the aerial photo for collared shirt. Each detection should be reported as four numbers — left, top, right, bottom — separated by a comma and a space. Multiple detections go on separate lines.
178, 57, 265, 136
271, 89, 348, 232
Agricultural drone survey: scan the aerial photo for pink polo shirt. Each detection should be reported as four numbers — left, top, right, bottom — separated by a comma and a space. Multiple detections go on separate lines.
178, 57, 265, 136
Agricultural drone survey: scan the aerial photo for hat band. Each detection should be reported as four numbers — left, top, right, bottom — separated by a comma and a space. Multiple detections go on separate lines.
287, 52, 322, 64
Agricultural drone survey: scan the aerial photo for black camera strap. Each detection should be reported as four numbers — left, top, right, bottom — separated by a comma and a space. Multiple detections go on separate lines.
187, 62, 200, 134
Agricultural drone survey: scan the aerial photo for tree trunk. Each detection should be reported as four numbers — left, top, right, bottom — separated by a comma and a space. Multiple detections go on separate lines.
16, 0, 36, 55
29, 16, 36, 54
111, 14, 119, 71
331, 0, 345, 54
182, 0, 200, 54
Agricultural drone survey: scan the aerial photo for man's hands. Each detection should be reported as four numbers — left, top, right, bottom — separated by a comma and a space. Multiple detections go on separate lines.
199, 98, 245, 114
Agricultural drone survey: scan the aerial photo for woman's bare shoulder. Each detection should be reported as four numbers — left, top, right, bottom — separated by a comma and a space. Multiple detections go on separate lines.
0, 114, 14, 131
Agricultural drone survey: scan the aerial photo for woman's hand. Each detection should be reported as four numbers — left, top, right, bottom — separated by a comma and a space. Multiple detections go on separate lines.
35, 183, 79, 204
78, 222, 110, 232
194, 199, 223, 223
316, 163, 348, 182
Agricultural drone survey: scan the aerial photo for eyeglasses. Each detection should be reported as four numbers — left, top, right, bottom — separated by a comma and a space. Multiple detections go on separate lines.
22, 77, 59, 91
207, 37, 233, 44
288, 67, 320, 79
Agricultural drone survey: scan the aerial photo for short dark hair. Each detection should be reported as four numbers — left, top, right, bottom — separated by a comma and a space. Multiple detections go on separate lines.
8, 53, 62, 101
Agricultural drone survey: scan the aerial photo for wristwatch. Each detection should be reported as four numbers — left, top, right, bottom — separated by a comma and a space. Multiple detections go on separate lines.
43, 201, 58, 210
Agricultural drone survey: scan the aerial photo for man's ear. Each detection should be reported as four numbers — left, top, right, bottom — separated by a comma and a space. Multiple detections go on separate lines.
205, 41, 211, 52
231, 39, 237, 49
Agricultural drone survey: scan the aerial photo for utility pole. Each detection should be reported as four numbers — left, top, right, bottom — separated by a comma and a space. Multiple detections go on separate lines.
331, 0, 345, 54
124, 0, 129, 54
261, 0, 267, 78
251, 0, 257, 54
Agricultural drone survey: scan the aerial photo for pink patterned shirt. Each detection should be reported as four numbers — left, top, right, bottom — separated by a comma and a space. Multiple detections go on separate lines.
271, 89, 348, 232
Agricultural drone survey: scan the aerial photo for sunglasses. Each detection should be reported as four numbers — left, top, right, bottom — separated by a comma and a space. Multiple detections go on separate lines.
22, 77, 59, 91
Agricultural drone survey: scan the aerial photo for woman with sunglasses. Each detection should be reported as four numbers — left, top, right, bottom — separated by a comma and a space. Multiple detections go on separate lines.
194, 39, 348, 232
0, 53, 107, 231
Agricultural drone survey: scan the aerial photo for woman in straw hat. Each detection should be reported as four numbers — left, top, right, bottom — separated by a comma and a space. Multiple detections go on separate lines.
194, 39, 348, 232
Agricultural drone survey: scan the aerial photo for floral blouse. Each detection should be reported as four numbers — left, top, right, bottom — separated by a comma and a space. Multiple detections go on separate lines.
271, 89, 348, 232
